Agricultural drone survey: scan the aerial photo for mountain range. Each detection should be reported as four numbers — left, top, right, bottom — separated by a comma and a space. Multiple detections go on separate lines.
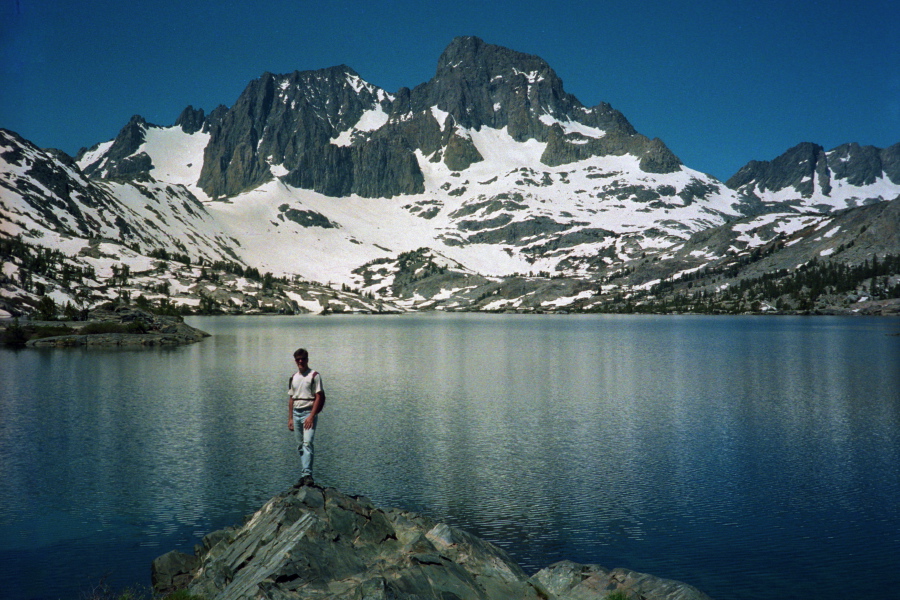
2, 36, 899, 317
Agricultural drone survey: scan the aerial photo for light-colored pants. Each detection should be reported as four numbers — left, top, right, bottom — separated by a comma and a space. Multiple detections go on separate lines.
292, 408, 317, 477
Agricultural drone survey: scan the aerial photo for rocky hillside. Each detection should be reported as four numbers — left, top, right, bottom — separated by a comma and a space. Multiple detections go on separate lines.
152, 482, 713, 600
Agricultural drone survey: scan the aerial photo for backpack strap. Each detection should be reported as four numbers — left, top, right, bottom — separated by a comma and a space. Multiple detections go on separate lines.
310, 371, 324, 411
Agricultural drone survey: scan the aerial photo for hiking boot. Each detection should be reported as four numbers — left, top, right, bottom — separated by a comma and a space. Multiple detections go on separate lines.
298, 475, 315, 487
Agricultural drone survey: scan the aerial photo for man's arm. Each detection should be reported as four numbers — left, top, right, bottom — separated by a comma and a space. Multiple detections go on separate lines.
304, 391, 325, 430
288, 396, 294, 431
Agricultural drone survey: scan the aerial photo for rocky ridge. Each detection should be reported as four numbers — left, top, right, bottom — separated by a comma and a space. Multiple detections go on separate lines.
726, 141, 900, 214
186, 36, 681, 201
152, 482, 713, 600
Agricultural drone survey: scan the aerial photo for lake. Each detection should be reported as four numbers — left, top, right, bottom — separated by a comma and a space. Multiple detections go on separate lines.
1, 313, 898, 600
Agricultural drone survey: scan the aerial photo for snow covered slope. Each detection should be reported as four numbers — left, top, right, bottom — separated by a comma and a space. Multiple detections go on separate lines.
4, 37, 899, 317
179, 123, 740, 287
2, 128, 238, 263
67, 42, 744, 286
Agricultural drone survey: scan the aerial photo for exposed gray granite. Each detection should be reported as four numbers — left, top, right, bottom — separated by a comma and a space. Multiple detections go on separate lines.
153, 483, 713, 600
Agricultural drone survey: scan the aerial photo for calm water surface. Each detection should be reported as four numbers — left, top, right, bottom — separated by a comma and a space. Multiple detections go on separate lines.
1, 314, 898, 600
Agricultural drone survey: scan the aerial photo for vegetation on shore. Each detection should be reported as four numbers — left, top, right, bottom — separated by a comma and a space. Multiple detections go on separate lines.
3, 232, 899, 319
585, 253, 900, 314
80, 580, 205, 600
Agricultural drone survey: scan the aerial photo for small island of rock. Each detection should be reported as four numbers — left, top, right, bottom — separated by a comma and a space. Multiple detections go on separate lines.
1, 305, 209, 347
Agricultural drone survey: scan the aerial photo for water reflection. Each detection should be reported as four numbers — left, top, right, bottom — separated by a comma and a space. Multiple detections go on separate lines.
1, 314, 898, 600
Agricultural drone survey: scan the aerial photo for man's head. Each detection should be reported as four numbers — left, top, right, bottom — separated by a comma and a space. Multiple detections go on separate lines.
293, 348, 309, 366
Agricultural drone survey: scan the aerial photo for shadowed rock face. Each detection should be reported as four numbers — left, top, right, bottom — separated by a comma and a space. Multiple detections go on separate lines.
152, 483, 714, 600
191, 36, 682, 200
726, 141, 900, 210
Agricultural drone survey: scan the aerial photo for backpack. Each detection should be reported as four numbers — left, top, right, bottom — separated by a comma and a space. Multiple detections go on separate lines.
288, 370, 325, 411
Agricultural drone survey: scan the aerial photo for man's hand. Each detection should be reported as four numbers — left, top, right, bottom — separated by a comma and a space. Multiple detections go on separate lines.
288, 418, 294, 432
304, 414, 315, 430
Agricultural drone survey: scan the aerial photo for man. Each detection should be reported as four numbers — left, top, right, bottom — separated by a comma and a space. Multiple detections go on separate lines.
288, 348, 325, 486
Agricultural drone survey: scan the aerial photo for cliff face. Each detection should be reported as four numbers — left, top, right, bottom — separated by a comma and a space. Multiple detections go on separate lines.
727, 141, 900, 214
190, 36, 680, 200
152, 482, 713, 600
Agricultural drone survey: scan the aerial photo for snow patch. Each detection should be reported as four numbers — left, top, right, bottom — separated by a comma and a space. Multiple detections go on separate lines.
431, 106, 450, 126
512, 68, 544, 84
332, 107, 390, 146
269, 162, 289, 178
76, 140, 114, 171
141, 126, 211, 199
539, 114, 605, 139
541, 290, 594, 307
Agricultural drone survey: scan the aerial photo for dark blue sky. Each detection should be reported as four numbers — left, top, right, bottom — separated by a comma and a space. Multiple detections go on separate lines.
2, 0, 898, 181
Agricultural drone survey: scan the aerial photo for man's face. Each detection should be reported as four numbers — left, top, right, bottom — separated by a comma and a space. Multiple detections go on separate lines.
295, 355, 309, 370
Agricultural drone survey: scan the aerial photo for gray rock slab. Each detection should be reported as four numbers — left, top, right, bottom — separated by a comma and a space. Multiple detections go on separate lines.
154, 483, 716, 600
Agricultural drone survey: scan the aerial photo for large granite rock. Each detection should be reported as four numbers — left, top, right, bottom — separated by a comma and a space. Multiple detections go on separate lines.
153, 483, 713, 600
196, 65, 422, 199
176, 105, 207, 135
540, 124, 681, 173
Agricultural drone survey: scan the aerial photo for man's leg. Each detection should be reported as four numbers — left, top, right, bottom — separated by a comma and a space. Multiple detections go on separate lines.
293, 408, 316, 479
300, 419, 316, 477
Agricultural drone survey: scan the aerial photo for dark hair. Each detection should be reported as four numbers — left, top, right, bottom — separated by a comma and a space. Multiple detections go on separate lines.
293, 348, 309, 359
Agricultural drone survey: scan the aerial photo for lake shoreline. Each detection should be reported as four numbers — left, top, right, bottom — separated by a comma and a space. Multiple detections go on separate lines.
0, 305, 209, 347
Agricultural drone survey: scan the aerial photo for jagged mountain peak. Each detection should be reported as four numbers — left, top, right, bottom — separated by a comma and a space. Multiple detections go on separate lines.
727, 140, 900, 214
75, 114, 158, 180
434, 36, 558, 84
71, 38, 686, 201
175, 106, 206, 134
727, 142, 827, 193
194, 62, 406, 199
244, 64, 394, 109
413, 36, 586, 142
260, 64, 388, 99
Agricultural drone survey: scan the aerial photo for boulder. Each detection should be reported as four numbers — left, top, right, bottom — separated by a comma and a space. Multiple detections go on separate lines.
155, 483, 715, 600
151, 550, 201, 596
531, 561, 713, 600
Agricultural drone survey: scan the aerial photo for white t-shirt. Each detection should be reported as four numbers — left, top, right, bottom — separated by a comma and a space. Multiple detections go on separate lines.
289, 369, 324, 411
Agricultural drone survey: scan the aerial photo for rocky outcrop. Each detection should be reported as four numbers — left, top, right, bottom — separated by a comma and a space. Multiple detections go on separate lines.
176, 105, 207, 135
24, 306, 209, 347
196, 65, 417, 199
827, 141, 900, 186
441, 130, 484, 172
152, 483, 713, 600
78, 115, 155, 180
540, 125, 681, 173
727, 142, 830, 198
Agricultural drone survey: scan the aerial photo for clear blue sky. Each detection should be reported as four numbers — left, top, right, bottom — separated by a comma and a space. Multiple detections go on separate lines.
1, 0, 898, 181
